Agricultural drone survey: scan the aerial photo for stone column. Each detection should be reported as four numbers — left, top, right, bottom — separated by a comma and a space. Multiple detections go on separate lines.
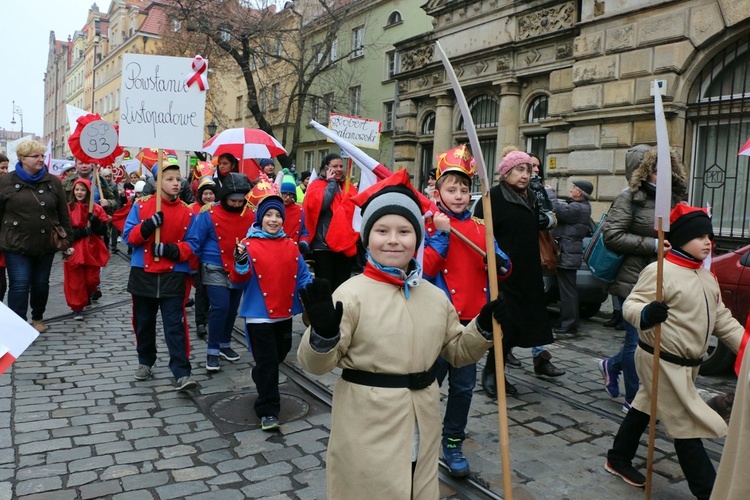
433, 94, 454, 156
497, 80, 521, 152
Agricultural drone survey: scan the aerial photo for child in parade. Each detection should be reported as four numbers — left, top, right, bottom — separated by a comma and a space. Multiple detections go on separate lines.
63, 179, 110, 320
423, 145, 511, 477
190, 176, 220, 339
296, 170, 503, 500
280, 181, 310, 255
231, 189, 312, 432
186, 173, 253, 371
123, 161, 198, 391
605, 205, 744, 499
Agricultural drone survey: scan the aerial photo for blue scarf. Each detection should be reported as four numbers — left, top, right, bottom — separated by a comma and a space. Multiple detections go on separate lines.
247, 223, 286, 240
14, 162, 47, 184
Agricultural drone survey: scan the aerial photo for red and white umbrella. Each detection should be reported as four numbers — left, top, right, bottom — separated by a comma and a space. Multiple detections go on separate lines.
738, 137, 750, 157
202, 128, 287, 159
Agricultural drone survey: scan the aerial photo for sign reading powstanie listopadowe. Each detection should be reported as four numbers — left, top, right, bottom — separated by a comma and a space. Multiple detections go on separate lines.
328, 113, 381, 150
119, 53, 206, 151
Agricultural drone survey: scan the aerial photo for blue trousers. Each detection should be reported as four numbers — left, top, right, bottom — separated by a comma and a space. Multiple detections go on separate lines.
205, 285, 243, 356
607, 318, 640, 404
132, 295, 191, 380
5, 252, 55, 321
435, 357, 477, 440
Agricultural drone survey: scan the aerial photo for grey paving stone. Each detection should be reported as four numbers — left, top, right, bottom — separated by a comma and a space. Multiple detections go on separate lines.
79, 479, 123, 499
16, 491, 78, 500
216, 457, 258, 474
47, 446, 92, 464
73, 432, 119, 446
242, 462, 294, 483
16, 463, 68, 481
100, 464, 140, 480
154, 456, 195, 470
134, 436, 179, 450
69, 454, 115, 472
240, 476, 294, 498
121, 471, 170, 491
0, 482, 10, 500
292, 455, 321, 470
66, 470, 99, 488
206, 472, 244, 486
160, 444, 197, 459
15, 476, 63, 496
186, 490, 245, 500
194, 437, 231, 452
14, 431, 50, 445
154, 480, 209, 499
171, 466, 217, 482
114, 449, 159, 465
263, 446, 303, 463
96, 441, 134, 454
111, 491, 156, 500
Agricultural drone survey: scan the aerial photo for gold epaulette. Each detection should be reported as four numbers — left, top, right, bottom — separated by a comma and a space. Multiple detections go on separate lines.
470, 216, 485, 226
139, 194, 153, 202
199, 203, 213, 213
179, 199, 191, 208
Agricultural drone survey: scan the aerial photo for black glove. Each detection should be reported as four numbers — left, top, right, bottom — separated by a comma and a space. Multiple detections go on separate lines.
641, 301, 669, 329
72, 226, 91, 241
299, 278, 343, 339
140, 211, 164, 239
152, 242, 180, 261
234, 244, 248, 266
88, 213, 106, 234
477, 297, 506, 332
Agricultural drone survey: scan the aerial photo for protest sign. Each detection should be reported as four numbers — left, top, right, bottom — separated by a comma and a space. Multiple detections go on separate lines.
119, 54, 207, 151
328, 113, 381, 150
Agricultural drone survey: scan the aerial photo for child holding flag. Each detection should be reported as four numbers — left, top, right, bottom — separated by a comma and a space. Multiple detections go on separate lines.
63, 179, 109, 320
423, 145, 511, 477
605, 205, 744, 498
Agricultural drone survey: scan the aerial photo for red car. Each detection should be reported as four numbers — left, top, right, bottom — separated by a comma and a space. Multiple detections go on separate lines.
700, 244, 750, 375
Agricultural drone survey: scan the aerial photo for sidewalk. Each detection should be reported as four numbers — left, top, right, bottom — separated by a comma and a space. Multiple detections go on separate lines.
0, 250, 734, 499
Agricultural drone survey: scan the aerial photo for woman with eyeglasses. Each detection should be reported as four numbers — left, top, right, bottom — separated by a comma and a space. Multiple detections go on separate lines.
0, 140, 72, 332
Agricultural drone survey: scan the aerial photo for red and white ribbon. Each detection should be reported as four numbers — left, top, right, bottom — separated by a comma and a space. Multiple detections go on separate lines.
186, 55, 209, 91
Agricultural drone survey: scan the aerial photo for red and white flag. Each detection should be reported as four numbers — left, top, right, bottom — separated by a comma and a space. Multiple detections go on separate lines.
0, 302, 40, 375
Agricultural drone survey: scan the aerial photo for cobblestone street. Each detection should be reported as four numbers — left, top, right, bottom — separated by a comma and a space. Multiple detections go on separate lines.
0, 249, 736, 499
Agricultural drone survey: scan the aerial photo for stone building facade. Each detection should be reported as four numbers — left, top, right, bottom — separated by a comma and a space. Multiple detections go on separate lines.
43, 32, 72, 159
393, 0, 750, 244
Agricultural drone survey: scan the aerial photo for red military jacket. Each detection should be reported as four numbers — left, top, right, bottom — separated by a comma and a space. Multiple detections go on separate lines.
282, 202, 308, 245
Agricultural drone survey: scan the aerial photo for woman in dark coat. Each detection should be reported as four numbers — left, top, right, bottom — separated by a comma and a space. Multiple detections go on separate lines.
475, 150, 564, 396
0, 140, 72, 332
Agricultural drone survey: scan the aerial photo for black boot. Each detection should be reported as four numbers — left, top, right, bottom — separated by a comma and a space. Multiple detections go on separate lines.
533, 350, 565, 377
604, 309, 623, 328
482, 348, 497, 398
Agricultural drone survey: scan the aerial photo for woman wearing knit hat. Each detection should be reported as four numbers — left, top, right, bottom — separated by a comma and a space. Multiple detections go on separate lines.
297, 170, 503, 500
230, 191, 312, 432
605, 204, 743, 495
474, 150, 565, 396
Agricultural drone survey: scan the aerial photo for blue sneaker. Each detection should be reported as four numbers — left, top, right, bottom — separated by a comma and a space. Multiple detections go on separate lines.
622, 401, 632, 414
598, 359, 620, 398
442, 437, 470, 478
72, 311, 84, 321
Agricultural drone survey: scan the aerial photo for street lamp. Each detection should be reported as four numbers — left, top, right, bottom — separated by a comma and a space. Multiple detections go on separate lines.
207, 119, 217, 137
10, 101, 23, 136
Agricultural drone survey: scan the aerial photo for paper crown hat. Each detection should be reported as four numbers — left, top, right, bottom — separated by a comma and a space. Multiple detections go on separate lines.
192, 160, 214, 178
245, 172, 279, 210
435, 145, 477, 180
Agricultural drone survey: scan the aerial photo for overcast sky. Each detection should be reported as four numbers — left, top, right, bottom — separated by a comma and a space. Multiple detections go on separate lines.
0, 0, 286, 137
1, 0, 101, 136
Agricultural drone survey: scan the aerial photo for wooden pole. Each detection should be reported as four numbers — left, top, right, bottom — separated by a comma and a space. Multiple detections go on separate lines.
479, 177, 514, 500
644, 216, 665, 499
154, 149, 163, 262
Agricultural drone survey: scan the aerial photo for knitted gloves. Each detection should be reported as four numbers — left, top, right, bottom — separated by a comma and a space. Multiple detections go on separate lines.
477, 296, 506, 332
152, 242, 180, 261
641, 301, 669, 330
140, 211, 164, 239
299, 278, 343, 339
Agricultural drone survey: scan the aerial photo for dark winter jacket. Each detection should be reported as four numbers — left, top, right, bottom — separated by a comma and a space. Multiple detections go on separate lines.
551, 194, 591, 270
603, 148, 688, 298
0, 171, 72, 256
475, 182, 554, 348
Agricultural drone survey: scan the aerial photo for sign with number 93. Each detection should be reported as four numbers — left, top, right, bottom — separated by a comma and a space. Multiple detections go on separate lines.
81, 120, 118, 159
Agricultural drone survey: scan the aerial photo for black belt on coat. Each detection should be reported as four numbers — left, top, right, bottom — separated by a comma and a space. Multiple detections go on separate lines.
342, 362, 438, 390
638, 340, 702, 367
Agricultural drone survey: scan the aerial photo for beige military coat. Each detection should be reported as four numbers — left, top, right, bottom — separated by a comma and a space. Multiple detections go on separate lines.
624, 258, 743, 439
711, 335, 750, 499
297, 273, 492, 500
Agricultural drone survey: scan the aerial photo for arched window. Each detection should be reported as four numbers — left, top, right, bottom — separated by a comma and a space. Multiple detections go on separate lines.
527, 95, 549, 123
386, 11, 402, 26
421, 112, 435, 135
458, 95, 498, 130
686, 35, 750, 240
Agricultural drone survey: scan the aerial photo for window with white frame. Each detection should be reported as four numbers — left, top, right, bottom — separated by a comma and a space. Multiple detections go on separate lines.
383, 102, 394, 132
304, 151, 315, 171
349, 86, 361, 116
351, 26, 364, 59
318, 149, 329, 166
386, 51, 398, 79
386, 11, 402, 26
